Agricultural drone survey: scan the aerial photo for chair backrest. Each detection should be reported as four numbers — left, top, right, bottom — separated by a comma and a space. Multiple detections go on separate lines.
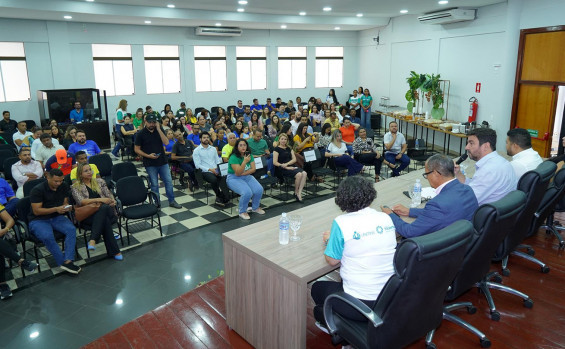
531, 167, 565, 231
0, 150, 15, 172
210, 106, 220, 114
446, 191, 527, 300
226, 105, 236, 113
369, 220, 473, 348
116, 176, 148, 206
0, 144, 15, 153
23, 120, 36, 131
16, 196, 32, 225
111, 162, 138, 183
3, 157, 19, 181
194, 107, 204, 115
497, 160, 556, 258
311, 148, 325, 170
88, 153, 113, 177
23, 178, 46, 197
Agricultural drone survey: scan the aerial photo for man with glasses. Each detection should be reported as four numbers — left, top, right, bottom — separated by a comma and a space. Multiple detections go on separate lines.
381, 154, 477, 238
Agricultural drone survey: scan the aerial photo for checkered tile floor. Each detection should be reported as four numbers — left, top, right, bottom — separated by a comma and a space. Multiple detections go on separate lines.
3, 131, 417, 291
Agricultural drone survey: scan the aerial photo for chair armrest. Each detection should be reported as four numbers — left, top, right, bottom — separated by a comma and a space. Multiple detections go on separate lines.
14, 220, 30, 242
140, 175, 151, 190
323, 292, 383, 335
148, 191, 161, 209
115, 198, 123, 216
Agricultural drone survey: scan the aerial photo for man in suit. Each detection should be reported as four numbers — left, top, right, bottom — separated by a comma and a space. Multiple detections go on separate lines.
381, 154, 478, 238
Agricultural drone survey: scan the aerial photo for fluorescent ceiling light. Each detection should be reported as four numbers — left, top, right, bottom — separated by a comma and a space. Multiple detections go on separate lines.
299, 11, 306, 16
63, 15, 72, 19
334, 26, 340, 30
144, 20, 151, 24
356, 13, 363, 17
86, 0, 94, 2
167, 4, 175, 8
238, 0, 248, 4
281, 24, 287, 29
215, 22, 222, 26
237, 8, 245, 12
400, 9, 408, 14
323, 7, 332, 12
438, 0, 449, 4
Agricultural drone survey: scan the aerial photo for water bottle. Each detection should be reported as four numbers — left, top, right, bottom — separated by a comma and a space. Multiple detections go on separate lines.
412, 179, 422, 207
279, 212, 290, 245
414, 139, 420, 150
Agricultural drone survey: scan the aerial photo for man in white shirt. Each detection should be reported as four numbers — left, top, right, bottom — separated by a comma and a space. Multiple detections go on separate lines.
193, 131, 230, 206
34, 133, 62, 166
12, 121, 32, 152
348, 89, 360, 113
290, 111, 301, 135
11, 148, 44, 198
506, 128, 543, 179
383, 121, 410, 177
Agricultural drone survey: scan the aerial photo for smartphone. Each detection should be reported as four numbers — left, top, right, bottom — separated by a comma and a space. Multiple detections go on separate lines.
154, 153, 161, 157
244, 151, 250, 157
64, 205, 72, 209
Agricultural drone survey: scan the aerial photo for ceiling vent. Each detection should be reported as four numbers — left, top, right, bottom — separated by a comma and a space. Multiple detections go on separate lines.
418, 8, 476, 24
195, 26, 242, 36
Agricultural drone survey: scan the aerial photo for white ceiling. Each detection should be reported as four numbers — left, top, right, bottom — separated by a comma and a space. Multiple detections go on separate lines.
0, 0, 505, 31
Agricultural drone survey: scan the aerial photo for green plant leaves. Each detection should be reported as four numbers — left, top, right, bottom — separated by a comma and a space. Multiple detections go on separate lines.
407, 102, 414, 113
405, 90, 413, 102
431, 107, 445, 120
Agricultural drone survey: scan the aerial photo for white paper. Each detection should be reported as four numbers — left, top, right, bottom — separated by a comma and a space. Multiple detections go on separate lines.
254, 157, 264, 169
303, 150, 316, 162
218, 162, 229, 176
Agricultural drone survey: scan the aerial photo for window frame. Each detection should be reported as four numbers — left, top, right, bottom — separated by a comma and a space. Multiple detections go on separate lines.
236, 46, 267, 91
92, 44, 135, 97
143, 45, 181, 95
0, 42, 31, 102
194, 46, 227, 92
315, 46, 344, 88
277, 46, 307, 89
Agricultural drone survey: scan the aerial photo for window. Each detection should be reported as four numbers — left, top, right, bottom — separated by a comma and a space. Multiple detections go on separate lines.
92, 44, 134, 96
236, 46, 267, 90
0, 42, 31, 102
315, 47, 343, 88
194, 46, 227, 92
278, 47, 306, 89
144, 45, 181, 94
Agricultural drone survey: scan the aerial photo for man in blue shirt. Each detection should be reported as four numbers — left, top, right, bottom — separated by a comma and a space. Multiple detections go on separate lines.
69, 101, 84, 123
186, 124, 201, 148
242, 106, 252, 123
264, 98, 275, 112
455, 128, 516, 206
275, 105, 289, 121
67, 129, 101, 158
250, 99, 262, 113
234, 100, 245, 115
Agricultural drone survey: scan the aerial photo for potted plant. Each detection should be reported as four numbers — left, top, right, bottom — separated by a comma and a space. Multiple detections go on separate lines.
424, 74, 444, 120
405, 71, 423, 114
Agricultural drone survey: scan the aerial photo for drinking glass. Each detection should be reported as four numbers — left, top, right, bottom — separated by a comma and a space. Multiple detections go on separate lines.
289, 215, 302, 241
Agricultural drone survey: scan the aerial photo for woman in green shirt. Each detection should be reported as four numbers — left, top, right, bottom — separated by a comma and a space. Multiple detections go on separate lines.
359, 88, 373, 129
227, 139, 265, 220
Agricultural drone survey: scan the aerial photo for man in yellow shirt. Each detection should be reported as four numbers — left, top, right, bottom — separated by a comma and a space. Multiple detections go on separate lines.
323, 111, 341, 132
69, 150, 100, 182
221, 133, 237, 162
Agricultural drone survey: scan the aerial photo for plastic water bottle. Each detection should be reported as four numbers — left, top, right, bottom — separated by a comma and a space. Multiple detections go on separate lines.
412, 179, 422, 207
279, 213, 290, 245
415, 139, 420, 150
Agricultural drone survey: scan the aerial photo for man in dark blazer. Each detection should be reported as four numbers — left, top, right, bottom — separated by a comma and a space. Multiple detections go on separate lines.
381, 154, 478, 238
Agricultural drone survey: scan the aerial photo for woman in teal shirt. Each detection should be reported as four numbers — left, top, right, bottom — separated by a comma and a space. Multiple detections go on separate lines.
359, 88, 373, 130
227, 139, 265, 220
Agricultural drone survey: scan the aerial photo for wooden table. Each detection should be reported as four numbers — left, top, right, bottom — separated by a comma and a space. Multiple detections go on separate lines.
223, 171, 426, 348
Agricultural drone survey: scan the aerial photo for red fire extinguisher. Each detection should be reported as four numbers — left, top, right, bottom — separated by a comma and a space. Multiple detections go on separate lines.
468, 97, 478, 123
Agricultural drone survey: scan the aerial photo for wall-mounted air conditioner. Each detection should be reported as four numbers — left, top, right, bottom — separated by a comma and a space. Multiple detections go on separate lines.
195, 26, 242, 36
418, 9, 476, 25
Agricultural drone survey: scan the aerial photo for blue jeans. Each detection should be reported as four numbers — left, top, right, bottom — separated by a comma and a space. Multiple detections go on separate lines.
29, 215, 77, 266
360, 107, 371, 129
227, 174, 264, 214
145, 164, 175, 203
385, 152, 410, 176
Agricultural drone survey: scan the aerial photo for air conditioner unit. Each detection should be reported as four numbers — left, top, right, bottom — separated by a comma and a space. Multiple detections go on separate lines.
195, 26, 242, 36
418, 9, 476, 24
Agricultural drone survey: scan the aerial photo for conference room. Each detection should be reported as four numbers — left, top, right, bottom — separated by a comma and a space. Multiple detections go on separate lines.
0, 0, 565, 348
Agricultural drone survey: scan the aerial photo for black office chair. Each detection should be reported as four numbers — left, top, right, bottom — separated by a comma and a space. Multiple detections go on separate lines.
194, 107, 205, 115
88, 153, 113, 189
533, 168, 565, 248
194, 169, 212, 204
0, 150, 15, 174
23, 178, 46, 197
115, 176, 162, 244
426, 191, 528, 348
407, 138, 434, 170
210, 106, 220, 114
494, 161, 556, 275
110, 161, 143, 190
0, 144, 15, 153
320, 220, 473, 349
3, 156, 20, 188
253, 156, 278, 195
309, 148, 333, 194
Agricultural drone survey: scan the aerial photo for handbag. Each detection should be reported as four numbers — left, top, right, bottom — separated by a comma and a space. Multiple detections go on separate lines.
74, 203, 99, 222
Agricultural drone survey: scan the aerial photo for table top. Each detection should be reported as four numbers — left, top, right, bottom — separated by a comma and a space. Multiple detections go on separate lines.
222, 170, 428, 284
376, 109, 468, 139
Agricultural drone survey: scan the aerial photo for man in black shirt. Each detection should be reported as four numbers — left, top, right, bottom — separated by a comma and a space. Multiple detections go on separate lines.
171, 130, 197, 191
29, 168, 81, 274
0, 111, 17, 140
134, 114, 181, 209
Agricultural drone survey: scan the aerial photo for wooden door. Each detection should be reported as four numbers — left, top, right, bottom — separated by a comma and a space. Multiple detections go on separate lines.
511, 27, 565, 157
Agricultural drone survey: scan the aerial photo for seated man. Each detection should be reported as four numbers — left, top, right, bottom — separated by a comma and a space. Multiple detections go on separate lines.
250, 98, 263, 113
67, 129, 101, 158
45, 149, 76, 176
382, 154, 478, 238
12, 121, 32, 152
383, 121, 410, 177
348, 109, 362, 125
221, 133, 237, 163
12, 148, 44, 198
70, 151, 100, 182
289, 111, 302, 135
193, 132, 231, 206
29, 168, 81, 274
186, 124, 201, 148
25, 127, 42, 159
248, 129, 273, 175
0, 178, 18, 216
234, 100, 245, 115
171, 130, 197, 191
276, 105, 289, 121
455, 128, 516, 205
69, 101, 84, 123
35, 133, 63, 166
506, 128, 543, 179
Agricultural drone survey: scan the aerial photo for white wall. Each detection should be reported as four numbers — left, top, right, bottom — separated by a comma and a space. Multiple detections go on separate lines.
0, 18, 359, 124
358, 0, 565, 153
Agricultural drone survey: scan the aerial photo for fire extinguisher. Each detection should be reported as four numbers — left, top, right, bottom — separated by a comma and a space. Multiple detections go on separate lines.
468, 97, 478, 123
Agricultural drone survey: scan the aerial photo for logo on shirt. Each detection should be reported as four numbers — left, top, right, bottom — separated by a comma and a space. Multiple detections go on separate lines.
376, 226, 384, 234
353, 231, 361, 240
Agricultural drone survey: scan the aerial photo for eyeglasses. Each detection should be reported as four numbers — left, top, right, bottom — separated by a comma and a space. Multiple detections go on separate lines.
422, 170, 435, 179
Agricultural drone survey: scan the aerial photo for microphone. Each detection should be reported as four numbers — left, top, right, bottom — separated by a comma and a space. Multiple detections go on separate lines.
456, 153, 468, 165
